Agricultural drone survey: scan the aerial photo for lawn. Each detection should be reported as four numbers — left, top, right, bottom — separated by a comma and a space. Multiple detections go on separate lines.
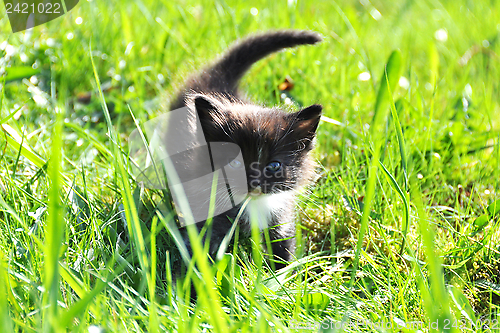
0, 0, 499, 331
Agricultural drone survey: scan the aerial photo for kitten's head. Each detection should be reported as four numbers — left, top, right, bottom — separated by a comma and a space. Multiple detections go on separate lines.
190, 94, 322, 197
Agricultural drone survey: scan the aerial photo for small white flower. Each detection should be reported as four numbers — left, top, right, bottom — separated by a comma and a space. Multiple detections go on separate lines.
357, 72, 371, 81
398, 76, 410, 90
434, 29, 448, 42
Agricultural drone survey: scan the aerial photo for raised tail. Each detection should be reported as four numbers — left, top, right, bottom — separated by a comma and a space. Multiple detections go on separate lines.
171, 30, 322, 109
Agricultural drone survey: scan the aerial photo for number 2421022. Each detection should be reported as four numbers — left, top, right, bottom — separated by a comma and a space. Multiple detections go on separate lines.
5, 2, 62, 14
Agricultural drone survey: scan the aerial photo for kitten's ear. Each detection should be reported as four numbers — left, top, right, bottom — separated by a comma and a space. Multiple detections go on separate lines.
290, 104, 322, 139
193, 95, 220, 122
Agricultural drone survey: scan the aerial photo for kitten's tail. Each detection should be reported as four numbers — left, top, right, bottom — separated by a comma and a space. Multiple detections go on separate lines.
171, 30, 322, 109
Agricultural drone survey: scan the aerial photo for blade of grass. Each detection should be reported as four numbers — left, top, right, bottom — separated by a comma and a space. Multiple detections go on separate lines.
4, 66, 40, 83
180, 170, 230, 331
0, 101, 29, 124
379, 161, 410, 255
43, 112, 64, 332
148, 216, 159, 333
0, 250, 14, 332
425, 42, 439, 171
215, 197, 250, 261
390, 100, 408, 191
90, 44, 151, 288
371, 51, 402, 135
156, 130, 230, 330
412, 185, 458, 332
386, 95, 410, 255
58, 253, 129, 329
63, 122, 112, 157
1, 124, 47, 169
347, 50, 402, 301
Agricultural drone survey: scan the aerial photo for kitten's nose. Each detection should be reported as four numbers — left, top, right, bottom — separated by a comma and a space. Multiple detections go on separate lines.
249, 179, 262, 196
249, 185, 262, 196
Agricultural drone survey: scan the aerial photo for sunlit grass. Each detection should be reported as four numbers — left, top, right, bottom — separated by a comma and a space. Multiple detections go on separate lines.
0, 0, 499, 331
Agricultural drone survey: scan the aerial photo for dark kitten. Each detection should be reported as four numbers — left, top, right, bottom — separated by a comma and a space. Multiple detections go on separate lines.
171, 30, 322, 269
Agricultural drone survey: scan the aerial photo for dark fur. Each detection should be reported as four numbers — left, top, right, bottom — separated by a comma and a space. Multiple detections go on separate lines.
171, 30, 322, 269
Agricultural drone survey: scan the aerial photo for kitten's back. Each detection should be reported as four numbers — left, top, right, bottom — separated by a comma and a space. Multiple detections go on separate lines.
170, 30, 322, 109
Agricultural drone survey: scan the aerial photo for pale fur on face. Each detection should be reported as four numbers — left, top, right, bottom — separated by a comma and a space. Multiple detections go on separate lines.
243, 191, 296, 231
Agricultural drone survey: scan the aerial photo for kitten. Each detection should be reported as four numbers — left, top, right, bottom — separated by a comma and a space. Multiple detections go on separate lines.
170, 30, 322, 269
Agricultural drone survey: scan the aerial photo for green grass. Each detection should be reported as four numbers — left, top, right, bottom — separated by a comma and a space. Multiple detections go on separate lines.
1, 0, 500, 331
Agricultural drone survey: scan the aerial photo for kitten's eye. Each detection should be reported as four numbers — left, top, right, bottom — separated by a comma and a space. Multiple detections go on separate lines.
228, 159, 243, 169
266, 161, 282, 172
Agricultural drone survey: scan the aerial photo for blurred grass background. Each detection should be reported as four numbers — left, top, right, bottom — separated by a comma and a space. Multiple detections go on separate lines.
0, 0, 499, 331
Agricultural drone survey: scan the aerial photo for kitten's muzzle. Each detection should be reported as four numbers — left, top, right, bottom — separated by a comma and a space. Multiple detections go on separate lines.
249, 186, 262, 197
248, 179, 262, 196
